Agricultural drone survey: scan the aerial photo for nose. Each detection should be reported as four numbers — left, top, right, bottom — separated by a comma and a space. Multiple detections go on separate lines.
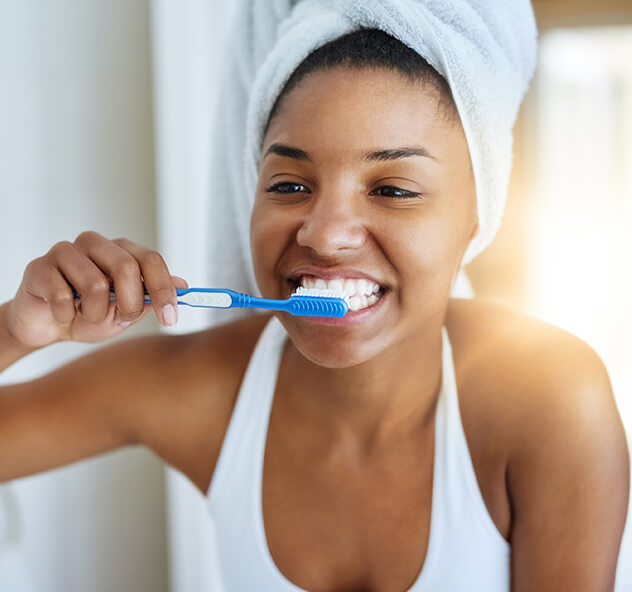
295, 190, 365, 257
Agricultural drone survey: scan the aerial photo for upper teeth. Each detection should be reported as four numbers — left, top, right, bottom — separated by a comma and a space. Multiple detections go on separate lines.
300, 276, 382, 306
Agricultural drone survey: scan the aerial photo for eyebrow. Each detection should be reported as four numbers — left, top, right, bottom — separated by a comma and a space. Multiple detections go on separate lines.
364, 147, 437, 162
263, 143, 438, 162
264, 143, 312, 161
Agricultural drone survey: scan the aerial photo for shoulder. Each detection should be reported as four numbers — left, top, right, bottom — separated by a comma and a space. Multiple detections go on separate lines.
445, 295, 603, 372
445, 297, 623, 455
446, 298, 629, 569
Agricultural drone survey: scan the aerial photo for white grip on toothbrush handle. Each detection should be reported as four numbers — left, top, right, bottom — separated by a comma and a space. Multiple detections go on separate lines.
177, 291, 233, 308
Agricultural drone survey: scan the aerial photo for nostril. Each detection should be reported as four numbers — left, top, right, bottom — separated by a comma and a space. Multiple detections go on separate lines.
296, 220, 365, 255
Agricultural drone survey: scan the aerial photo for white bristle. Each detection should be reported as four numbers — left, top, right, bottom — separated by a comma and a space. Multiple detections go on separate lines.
291, 286, 350, 303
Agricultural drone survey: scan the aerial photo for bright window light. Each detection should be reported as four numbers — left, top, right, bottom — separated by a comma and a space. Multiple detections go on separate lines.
526, 27, 632, 429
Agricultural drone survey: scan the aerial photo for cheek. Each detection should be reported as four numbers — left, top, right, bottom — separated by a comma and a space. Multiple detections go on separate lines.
250, 201, 292, 290
387, 211, 466, 300
390, 214, 459, 267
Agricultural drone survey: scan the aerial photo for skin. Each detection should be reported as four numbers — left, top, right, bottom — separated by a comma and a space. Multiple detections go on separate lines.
0, 66, 628, 592
251, 67, 478, 445
249, 67, 480, 589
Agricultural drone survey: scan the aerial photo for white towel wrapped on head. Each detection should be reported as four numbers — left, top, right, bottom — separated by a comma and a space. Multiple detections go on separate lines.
206, 0, 538, 302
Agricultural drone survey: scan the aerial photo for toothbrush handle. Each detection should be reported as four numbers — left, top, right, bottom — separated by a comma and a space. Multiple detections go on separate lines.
71, 285, 259, 309
174, 289, 295, 312
174, 290, 329, 316
72, 286, 339, 316
175, 290, 294, 313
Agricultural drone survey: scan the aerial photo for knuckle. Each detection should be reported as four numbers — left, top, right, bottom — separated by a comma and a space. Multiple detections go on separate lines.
25, 257, 53, 284
49, 240, 73, 255
141, 250, 165, 268
50, 288, 73, 306
25, 256, 44, 274
86, 278, 111, 294
74, 230, 101, 245
117, 258, 141, 279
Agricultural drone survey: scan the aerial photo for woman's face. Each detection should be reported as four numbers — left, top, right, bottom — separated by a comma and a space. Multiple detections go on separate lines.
251, 66, 478, 368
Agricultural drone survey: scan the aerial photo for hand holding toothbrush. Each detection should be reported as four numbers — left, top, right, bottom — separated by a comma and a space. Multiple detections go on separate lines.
6, 232, 187, 348
5, 231, 348, 350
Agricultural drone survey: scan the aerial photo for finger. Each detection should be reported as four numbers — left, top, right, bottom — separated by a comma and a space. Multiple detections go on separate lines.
74, 236, 146, 324
171, 275, 189, 289
112, 238, 178, 327
23, 257, 77, 324
46, 241, 112, 324
117, 304, 151, 329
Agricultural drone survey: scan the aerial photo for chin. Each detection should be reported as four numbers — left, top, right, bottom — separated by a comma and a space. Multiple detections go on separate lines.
278, 318, 385, 369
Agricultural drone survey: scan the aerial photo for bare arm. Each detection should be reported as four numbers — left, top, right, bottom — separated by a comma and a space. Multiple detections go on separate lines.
0, 231, 190, 482
0, 316, 264, 490
509, 335, 629, 591
0, 333, 168, 482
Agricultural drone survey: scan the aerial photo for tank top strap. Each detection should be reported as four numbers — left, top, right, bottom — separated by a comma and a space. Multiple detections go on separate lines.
207, 319, 510, 591
434, 326, 510, 547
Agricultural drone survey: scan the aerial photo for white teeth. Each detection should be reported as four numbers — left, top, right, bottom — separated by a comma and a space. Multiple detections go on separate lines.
343, 279, 356, 297
328, 278, 344, 292
298, 275, 384, 311
348, 295, 369, 311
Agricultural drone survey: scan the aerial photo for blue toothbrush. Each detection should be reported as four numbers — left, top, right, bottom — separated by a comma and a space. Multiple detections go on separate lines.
71, 285, 349, 318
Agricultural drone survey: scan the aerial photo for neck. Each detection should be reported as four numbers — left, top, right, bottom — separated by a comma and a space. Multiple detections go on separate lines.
280, 321, 445, 455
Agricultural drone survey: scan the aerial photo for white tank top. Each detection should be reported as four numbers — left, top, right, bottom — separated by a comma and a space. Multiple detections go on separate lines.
207, 316, 510, 591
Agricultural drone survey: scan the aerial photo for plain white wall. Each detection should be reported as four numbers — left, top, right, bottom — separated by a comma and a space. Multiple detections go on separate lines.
0, 1, 169, 590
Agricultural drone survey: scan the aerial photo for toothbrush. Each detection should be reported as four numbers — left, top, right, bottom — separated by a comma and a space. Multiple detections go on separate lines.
71, 285, 349, 318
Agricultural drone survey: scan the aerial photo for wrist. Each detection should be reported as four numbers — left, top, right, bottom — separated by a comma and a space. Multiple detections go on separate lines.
0, 300, 41, 367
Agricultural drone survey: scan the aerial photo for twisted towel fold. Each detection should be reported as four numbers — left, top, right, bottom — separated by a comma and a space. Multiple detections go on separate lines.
206, 0, 538, 301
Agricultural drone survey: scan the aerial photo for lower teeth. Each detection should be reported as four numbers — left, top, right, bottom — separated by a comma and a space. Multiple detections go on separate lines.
348, 292, 380, 311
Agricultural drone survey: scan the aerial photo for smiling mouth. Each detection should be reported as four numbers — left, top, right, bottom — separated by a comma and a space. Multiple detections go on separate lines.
290, 275, 387, 312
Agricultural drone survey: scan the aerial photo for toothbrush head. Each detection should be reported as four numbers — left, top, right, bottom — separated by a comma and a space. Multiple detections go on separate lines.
288, 287, 349, 318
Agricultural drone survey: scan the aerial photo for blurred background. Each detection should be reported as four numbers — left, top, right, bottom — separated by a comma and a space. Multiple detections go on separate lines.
0, 1, 630, 591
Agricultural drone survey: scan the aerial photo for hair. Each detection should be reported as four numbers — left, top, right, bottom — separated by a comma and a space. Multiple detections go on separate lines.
264, 28, 459, 136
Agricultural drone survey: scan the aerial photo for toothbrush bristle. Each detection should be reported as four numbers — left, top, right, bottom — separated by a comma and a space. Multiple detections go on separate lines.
288, 287, 349, 317
291, 286, 350, 303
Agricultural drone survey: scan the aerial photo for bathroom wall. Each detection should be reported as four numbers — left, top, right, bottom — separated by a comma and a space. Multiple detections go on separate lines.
0, 1, 169, 590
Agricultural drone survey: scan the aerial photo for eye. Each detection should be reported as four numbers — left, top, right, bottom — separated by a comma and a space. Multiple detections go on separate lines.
370, 185, 422, 199
265, 182, 310, 194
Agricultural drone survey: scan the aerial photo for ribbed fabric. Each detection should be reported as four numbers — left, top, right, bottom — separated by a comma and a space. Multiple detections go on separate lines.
207, 317, 510, 591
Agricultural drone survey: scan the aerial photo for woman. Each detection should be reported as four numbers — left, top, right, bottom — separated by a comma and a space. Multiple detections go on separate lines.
1, 18, 629, 592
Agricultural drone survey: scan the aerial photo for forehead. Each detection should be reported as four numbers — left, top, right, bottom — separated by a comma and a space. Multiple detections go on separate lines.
263, 67, 464, 162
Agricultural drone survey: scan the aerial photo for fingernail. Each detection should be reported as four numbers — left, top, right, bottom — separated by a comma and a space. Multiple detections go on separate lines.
162, 304, 177, 326
118, 321, 132, 328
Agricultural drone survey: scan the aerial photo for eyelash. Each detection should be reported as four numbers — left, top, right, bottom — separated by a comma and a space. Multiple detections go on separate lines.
265, 182, 422, 200
371, 186, 422, 199
265, 182, 310, 195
